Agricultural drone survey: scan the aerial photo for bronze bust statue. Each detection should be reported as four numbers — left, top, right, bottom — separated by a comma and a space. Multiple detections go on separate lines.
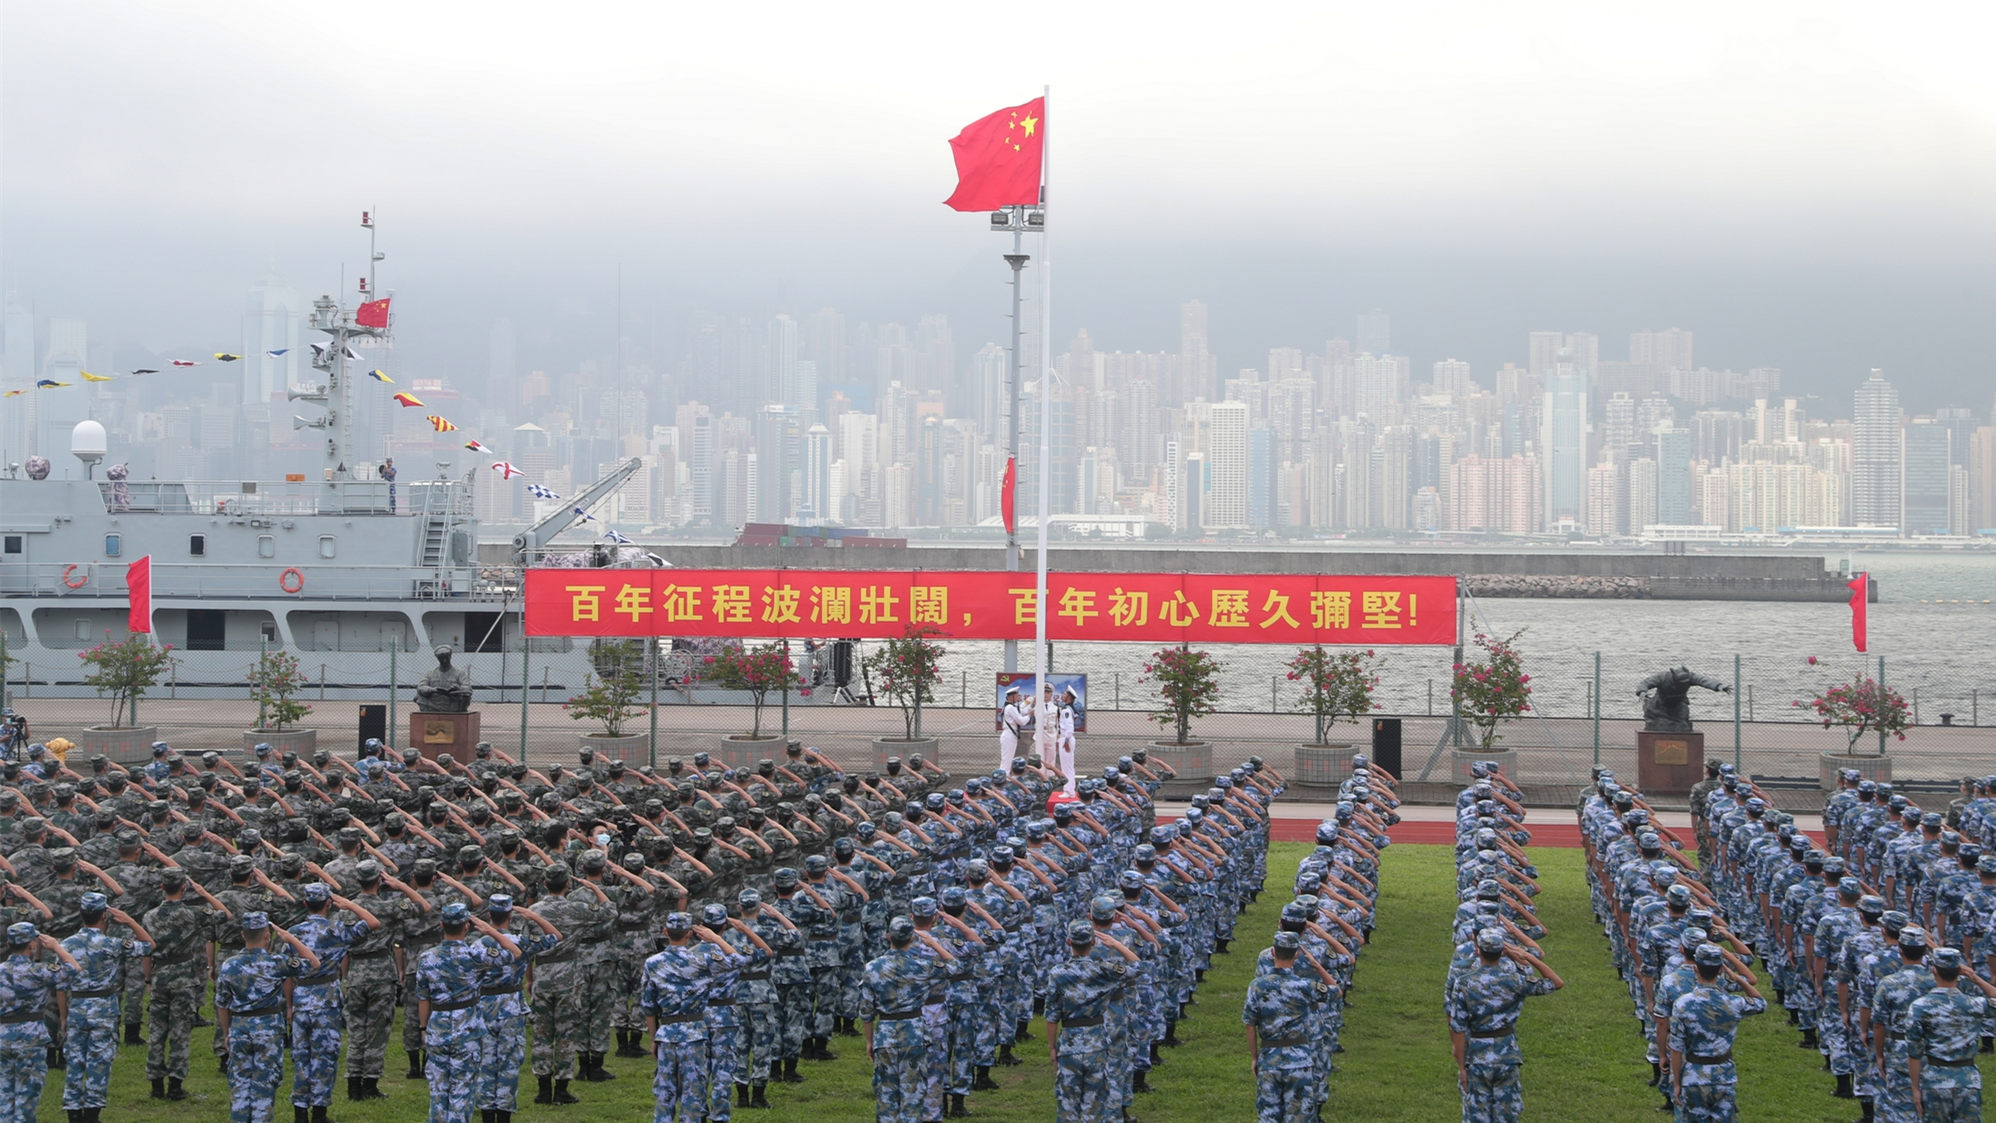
416, 644, 473, 713
1638, 666, 1730, 733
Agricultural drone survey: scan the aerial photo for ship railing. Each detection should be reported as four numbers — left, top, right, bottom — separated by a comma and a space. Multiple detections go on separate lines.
1, 561, 481, 601
92, 478, 472, 518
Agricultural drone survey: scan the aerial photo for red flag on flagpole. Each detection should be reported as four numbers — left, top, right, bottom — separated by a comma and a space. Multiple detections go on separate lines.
1001, 456, 1018, 536
356, 298, 392, 328
127, 556, 153, 634
944, 98, 1045, 212
1848, 571, 1868, 653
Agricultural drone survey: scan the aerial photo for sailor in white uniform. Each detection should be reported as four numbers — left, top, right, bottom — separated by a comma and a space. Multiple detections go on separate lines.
1056, 687, 1080, 795
998, 686, 1028, 771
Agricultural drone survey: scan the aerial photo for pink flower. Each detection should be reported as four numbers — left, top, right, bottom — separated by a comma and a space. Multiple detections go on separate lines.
1518, 674, 1531, 683
1806, 655, 1819, 666
800, 688, 812, 698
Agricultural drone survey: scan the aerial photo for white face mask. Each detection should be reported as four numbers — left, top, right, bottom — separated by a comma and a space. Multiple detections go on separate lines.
595, 832, 612, 848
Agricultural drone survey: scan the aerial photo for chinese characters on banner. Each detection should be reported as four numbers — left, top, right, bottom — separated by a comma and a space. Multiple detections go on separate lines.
524, 569, 1457, 646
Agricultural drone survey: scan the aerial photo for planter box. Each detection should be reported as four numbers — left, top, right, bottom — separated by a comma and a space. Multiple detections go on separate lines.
1293, 743, 1358, 788
1450, 747, 1512, 786
243, 728, 318, 757
718, 735, 785, 772
1147, 740, 1213, 800
79, 725, 159, 768
581, 732, 647, 768
872, 736, 939, 775
1820, 751, 1891, 792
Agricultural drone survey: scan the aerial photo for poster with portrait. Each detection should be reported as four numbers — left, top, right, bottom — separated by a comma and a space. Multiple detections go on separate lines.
994, 672, 1087, 732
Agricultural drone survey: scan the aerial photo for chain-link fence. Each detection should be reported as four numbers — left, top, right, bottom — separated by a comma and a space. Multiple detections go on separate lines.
7, 640, 1994, 810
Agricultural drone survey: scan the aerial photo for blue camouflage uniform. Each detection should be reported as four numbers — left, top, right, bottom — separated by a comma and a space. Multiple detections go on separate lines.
696, 915, 751, 1123
860, 932, 945, 1123
416, 914, 516, 1123
1871, 950, 1938, 1123
287, 897, 371, 1114
640, 919, 717, 1123
477, 903, 557, 1115
60, 912, 152, 1112
0, 929, 67, 1120
1667, 967, 1765, 1122
1242, 944, 1332, 1123
1903, 961, 1986, 1123
1446, 936, 1559, 1123
215, 918, 306, 1123
1048, 925, 1133, 1123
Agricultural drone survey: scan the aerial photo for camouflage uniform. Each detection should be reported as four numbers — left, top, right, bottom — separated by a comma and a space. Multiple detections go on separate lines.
1903, 978, 1986, 1123
1048, 935, 1134, 1123
1667, 979, 1766, 1122
288, 902, 371, 1112
0, 941, 64, 1118
474, 908, 556, 1115
640, 930, 718, 1123
59, 919, 152, 1111
141, 889, 210, 1089
416, 929, 514, 1123
1445, 955, 1559, 1123
1870, 958, 1937, 1123
341, 877, 409, 1091
860, 938, 945, 1123
1242, 954, 1331, 1123
216, 934, 306, 1123
530, 882, 603, 1088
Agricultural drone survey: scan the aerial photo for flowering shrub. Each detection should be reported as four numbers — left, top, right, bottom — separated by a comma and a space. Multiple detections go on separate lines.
1794, 670, 1909, 753
247, 649, 312, 731
79, 634, 174, 728
1288, 646, 1382, 745
866, 627, 945, 740
566, 638, 646, 737
705, 642, 802, 739
1141, 645, 1223, 746
1451, 630, 1532, 750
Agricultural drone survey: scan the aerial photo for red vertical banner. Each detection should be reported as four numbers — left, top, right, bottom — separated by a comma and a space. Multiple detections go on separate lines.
1848, 571, 1868, 653
126, 556, 152, 634
1000, 457, 1017, 536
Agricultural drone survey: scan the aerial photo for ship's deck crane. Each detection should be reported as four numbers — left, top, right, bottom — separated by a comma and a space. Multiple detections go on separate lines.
511, 457, 644, 564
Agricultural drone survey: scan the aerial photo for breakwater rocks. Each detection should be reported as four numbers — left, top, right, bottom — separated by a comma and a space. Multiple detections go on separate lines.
1464, 574, 1648, 598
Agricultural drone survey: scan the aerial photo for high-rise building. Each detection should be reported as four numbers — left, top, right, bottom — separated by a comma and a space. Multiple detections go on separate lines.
1356, 309, 1390, 356
1539, 355, 1589, 531
1204, 401, 1249, 529
764, 314, 798, 408
242, 282, 300, 406
1902, 418, 1954, 535
1969, 426, 1996, 532
1431, 359, 1471, 399
801, 423, 832, 524
1655, 428, 1693, 525
1248, 427, 1274, 531
1851, 369, 1902, 528
1629, 328, 1694, 372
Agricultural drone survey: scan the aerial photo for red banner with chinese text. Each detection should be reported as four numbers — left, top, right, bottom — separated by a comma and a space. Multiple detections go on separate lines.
524, 570, 1457, 646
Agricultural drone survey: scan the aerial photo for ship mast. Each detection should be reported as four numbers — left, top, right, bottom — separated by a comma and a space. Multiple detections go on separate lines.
301, 212, 390, 477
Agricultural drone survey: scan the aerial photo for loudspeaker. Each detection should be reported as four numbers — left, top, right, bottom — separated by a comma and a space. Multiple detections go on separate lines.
1371, 717, 1403, 778
358, 704, 387, 750
830, 639, 855, 688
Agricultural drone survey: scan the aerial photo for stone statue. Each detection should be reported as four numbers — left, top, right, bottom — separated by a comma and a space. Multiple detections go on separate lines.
416, 644, 473, 713
1638, 665, 1731, 733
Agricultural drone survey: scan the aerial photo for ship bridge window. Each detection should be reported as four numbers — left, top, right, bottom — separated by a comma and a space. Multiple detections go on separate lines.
258, 535, 275, 559
319, 535, 337, 559
189, 534, 206, 557
2, 535, 20, 554
103, 534, 121, 558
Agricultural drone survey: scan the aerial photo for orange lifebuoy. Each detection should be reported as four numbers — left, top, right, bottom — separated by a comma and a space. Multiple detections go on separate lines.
279, 567, 305, 594
61, 565, 87, 589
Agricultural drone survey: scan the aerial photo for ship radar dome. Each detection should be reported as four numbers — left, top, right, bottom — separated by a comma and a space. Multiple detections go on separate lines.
70, 420, 108, 472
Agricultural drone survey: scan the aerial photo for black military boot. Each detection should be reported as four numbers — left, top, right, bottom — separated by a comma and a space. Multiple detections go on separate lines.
481, 1113, 496, 1123
1858, 1096, 1876, 1122
48, 1045, 64, 1070
293, 1106, 310, 1123
1648, 1062, 1662, 1087
1799, 1027, 1819, 1049
346, 1076, 363, 1101
151, 1078, 167, 1100
362, 1078, 388, 1100
1161, 1021, 1181, 1047
497, 1113, 512, 1123
124, 1023, 142, 1045
551, 1078, 580, 1105
816, 1035, 839, 1060
973, 1064, 999, 1091
749, 1082, 771, 1108
167, 1077, 188, 1101
1214, 938, 1230, 954
312, 1106, 335, 1123
1013, 1019, 1033, 1043
1834, 1073, 1855, 1099
534, 1075, 554, 1105
406, 1049, 425, 1078
1149, 1042, 1161, 1066
781, 1056, 804, 1083
949, 1091, 971, 1117
737, 1082, 751, 1107
997, 1042, 1019, 1066
1133, 1070, 1152, 1093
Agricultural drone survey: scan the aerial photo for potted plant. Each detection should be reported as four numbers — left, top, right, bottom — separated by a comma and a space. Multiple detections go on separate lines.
704, 641, 802, 765
1288, 646, 1382, 786
866, 626, 945, 766
1139, 644, 1223, 781
1450, 630, 1532, 773
1796, 661, 1909, 789
243, 648, 317, 755
567, 638, 648, 764
76, 633, 173, 764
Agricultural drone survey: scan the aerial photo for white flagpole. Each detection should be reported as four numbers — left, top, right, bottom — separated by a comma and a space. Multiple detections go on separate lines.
1032, 85, 1069, 795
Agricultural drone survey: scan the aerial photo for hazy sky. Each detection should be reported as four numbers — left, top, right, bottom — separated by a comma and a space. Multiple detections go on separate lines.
4, 2, 1993, 406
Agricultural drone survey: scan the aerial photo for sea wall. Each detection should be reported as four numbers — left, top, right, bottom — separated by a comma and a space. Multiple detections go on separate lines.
483, 542, 1861, 602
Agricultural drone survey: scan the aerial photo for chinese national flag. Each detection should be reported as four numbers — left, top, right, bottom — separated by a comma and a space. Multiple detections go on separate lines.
356, 297, 391, 328
944, 98, 1045, 212
127, 555, 152, 634
1001, 456, 1018, 535
1848, 571, 1868, 653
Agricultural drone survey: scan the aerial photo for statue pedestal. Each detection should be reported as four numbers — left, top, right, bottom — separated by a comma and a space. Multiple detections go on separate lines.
409, 711, 482, 764
1636, 730, 1703, 795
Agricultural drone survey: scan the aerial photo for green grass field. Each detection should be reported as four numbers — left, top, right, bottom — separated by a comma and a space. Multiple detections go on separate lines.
38, 841, 1993, 1119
